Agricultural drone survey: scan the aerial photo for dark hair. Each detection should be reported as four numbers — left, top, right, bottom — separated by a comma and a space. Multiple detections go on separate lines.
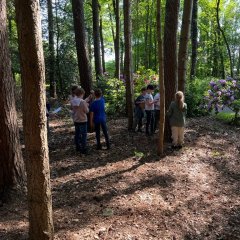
71, 85, 79, 93
75, 87, 85, 96
141, 87, 147, 92
146, 84, 154, 90
94, 89, 102, 98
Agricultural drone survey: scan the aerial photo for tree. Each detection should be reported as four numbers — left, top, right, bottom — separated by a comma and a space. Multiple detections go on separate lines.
164, 0, 180, 140
124, 0, 134, 130
190, 0, 198, 79
15, 0, 54, 238
92, 0, 103, 78
100, 16, 106, 73
72, 0, 93, 96
47, 0, 56, 98
156, 0, 165, 155
0, 0, 25, 203
178, 0, 193, 93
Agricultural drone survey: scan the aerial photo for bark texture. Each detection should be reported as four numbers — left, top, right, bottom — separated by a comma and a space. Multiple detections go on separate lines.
15, 0, 54, 239
124, 0, 134, 130
72, 0, 92, 96
178, 0, 193, 93
0, 0, 25, 197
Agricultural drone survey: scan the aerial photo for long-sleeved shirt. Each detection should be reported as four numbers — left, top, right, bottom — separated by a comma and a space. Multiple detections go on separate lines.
167, 101, 187, 127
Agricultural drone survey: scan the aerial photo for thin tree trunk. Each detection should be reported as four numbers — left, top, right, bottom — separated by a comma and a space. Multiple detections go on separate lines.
178, 0, 193, 93
216, 0, 233, 77
156, 0, 165, 155
72, 0, 93, 96
100, 17, 106, 73
47, 0, 56, 98
124, 0, 134, 130
237, 47, 240, 76
0, 0, 25, 201
190, 0, 198, 80
164, 0, 180, 141
15, 0, 54, 239
144, 2, 150, 68
92, 0, 103, 78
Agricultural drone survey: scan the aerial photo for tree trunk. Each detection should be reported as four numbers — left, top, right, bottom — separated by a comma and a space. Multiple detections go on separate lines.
0, 0, 25, 201
47, 0, 56, 98
216, 0, 233, 77
124, 0, 134, 130
144, 2, 150, 68
100, 17, 106, 73
190, 0, 198, 80
237, 47, 240, 76
113, 0, 120, 79
72, 0, 93, 96
156, 0, 165, 155
15, 0, 54, 239
178, 0, 193, 93
164, 0, 180, 141
92, 0, 103, 78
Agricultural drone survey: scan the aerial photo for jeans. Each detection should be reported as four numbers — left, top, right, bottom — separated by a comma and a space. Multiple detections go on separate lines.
74, 122, 87, 152
145, 110, 155, 134
95, 121, 110, 148
154, 109, 160, 132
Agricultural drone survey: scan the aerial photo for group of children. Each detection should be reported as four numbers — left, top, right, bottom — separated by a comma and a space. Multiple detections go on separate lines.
70, 86, 110, 155
134, 84, 187, 149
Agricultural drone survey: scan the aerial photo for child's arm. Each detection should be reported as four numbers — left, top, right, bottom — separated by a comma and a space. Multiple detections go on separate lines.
166, 102, 173, 117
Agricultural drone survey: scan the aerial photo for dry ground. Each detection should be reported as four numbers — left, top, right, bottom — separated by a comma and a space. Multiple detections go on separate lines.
0, 116, 240, 240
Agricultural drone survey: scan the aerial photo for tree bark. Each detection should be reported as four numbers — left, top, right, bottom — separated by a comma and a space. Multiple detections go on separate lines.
100, 17, 106, 73
216, 0, 233, 77
72, 0, 93, 96
0, 0, 25, 200
124, 0, 134, 130
47, 0, 56, 98
156, 0, 165, 155
92, 0, 103, 78
15, 0, 54, 239
178, 0, 193, 93
164, 0, 180, 141
144, 2, 150, 68
190, 0, 198, 80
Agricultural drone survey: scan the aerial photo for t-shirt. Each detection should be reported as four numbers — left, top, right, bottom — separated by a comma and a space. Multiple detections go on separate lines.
72, 98, 89, 123
154, 93, 160, 110
90, 98, 106, 124
145, 93, 154, 111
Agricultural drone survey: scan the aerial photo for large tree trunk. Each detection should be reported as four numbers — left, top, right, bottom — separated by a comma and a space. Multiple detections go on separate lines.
156, 0, 165, 155
100, 17, 106, 73
216, 0, 233, 77
15, 0, 54, 239
113, 0, 120, 79
164, 0, 180, 141
124, 0, 134, 130
72, 0, 93, 96
0, 0, 25, 201
92, 0, 103, 78
178, 0, 193, 93
190, 0, 198, 80
47, 0, 56, 98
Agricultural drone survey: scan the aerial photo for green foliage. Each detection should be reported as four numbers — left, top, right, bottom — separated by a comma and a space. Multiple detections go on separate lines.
185, 77, 213, 117
215, 112, 235, 123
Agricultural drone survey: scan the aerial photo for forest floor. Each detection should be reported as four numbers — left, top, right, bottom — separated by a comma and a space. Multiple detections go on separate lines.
1, 115, 240, 240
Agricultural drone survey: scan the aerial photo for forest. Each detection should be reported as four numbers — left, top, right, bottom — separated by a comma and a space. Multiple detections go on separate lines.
0, 0, 240, 239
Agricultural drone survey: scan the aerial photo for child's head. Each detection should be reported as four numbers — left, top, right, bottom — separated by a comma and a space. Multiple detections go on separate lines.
75, 87, 85, 98
141, 87, 147, 95
71, 85, 79, 96
175, 91, 184, 109
94, 89, 102, 99
146, 84, 154, 93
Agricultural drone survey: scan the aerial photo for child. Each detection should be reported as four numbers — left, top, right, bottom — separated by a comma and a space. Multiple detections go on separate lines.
90, 89, 110, 150
145, 84, 156, 135
72, 87, 89, 154
167, 91, 187, 149
154, 92, 160, 132
133, 87, 146, 132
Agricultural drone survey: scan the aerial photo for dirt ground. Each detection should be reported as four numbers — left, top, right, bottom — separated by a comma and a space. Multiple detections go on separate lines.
0, 116, 240, 240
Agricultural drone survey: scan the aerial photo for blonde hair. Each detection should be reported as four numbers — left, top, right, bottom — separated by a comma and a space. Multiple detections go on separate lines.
175, 91, 184, 110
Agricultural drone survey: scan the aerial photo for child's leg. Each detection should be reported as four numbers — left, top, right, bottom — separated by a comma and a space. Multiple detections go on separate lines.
150, 110, 155, 134
171, 126, 178, 146
79, 123, 88, 153
74, 122, 81, 151
145, 110, 151, 134
138, 116, 143, 131
178, 127, 184, 145
101, 121, 110, 148
95, 123, 101, 148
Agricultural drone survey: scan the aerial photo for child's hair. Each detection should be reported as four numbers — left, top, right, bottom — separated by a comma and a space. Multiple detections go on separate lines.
141, 87, 147, 92
71, 85, 79, 94
175, 91, 184, 110
75, 87, 85, 97
94, 89, 102, 98
146, 84, 154, 90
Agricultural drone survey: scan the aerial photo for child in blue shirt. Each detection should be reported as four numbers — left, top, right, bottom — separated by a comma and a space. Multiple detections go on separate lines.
90, 89, 110, 150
